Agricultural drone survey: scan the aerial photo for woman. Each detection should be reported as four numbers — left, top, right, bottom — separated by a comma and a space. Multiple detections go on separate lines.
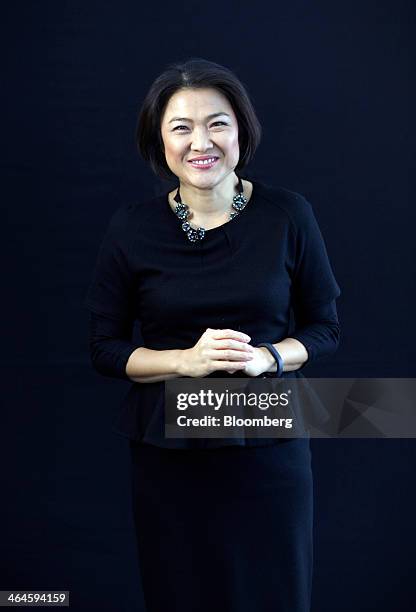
85, 57, 341, 612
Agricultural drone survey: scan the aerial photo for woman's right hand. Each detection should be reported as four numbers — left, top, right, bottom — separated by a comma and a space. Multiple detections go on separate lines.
178, 328, 255, 377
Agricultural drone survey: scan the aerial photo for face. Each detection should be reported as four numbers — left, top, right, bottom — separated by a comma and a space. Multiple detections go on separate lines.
160, 87, 240, 189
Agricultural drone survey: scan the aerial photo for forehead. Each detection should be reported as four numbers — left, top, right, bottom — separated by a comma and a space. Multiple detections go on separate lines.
162, 87, 235, 120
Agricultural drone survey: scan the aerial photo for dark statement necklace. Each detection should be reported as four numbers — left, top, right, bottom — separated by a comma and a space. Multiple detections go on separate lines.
173, 175, 248, 242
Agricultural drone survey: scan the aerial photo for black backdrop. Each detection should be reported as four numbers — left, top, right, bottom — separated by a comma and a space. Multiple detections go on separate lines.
2, 1, 415, 611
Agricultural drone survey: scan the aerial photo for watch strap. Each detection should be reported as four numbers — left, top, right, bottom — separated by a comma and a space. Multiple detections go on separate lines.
257, 342, 284, 377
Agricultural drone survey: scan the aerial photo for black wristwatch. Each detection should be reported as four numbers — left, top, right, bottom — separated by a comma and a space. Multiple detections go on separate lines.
257, 342, 284, 377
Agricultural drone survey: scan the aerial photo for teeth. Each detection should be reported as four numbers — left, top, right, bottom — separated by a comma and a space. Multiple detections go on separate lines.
191, 158, 216, 165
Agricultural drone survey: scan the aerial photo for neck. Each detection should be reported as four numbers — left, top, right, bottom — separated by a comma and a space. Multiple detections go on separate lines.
178, 173, 241, 217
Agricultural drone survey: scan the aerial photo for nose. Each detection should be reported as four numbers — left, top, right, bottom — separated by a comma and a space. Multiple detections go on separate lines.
190, 127, 214, 152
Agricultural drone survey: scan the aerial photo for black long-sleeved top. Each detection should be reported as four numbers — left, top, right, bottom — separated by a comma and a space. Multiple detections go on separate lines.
84, 178, 341, 448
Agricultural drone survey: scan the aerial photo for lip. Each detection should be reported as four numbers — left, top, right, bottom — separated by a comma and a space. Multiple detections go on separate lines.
188, 155, 219, 162
187, 157, 219, 170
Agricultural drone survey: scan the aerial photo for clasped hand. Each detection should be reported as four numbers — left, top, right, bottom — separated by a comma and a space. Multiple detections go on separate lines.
180, 328, 272, 378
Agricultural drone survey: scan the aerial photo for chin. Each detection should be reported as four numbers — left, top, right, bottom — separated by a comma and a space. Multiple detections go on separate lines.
186, 168, 230, 183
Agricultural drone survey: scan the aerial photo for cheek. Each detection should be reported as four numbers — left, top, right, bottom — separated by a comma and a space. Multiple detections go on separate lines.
227, 130, 239, 150
164, 141, 183, 162
216, 132, 239, 154
227, 133, 240, 160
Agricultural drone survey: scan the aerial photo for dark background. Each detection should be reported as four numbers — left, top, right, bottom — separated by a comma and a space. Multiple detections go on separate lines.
2, 1, 415, 610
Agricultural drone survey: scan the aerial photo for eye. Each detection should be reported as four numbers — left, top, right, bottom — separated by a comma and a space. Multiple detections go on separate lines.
172, 121, 228, 132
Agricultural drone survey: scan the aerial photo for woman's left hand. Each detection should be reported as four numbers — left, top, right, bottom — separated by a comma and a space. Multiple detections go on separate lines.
226, 347, 273, 376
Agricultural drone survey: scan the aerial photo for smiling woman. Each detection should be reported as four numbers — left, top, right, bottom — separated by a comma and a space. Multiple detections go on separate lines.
163, 98, 237, 164
155, 86, 260, 237
85, 56, 341, 612
158, 87, 244, 227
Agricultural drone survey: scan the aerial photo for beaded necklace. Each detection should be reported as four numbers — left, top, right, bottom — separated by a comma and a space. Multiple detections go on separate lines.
173, 176, 248, 242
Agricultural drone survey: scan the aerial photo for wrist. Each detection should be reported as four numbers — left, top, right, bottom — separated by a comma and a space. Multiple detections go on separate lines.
257, 346, 277, 373
176, 349, 191, 377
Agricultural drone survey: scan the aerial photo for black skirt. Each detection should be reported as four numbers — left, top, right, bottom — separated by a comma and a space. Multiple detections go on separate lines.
129, 438, 313, 612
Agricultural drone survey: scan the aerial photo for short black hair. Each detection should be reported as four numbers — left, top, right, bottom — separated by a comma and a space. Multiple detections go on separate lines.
136, 57, 262, 181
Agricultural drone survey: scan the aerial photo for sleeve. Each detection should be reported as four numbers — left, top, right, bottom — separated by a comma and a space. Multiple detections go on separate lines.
88, 311, 138, 381
84, 204, 136, 319
287, 196, 341, 366
84, 205, 139, 380
289, 299, 340, 368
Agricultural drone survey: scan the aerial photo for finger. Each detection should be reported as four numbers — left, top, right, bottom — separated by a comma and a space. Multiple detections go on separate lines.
210, 349, 254, 361
213, 339, 254, 352
210, 329, 251, 343
211, 361, 247, 370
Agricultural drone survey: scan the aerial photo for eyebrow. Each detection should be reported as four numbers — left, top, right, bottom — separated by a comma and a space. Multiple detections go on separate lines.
168, 112, 230, 124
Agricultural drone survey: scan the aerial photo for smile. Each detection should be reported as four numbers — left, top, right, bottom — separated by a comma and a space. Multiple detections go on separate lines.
188, 158, 219, 169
